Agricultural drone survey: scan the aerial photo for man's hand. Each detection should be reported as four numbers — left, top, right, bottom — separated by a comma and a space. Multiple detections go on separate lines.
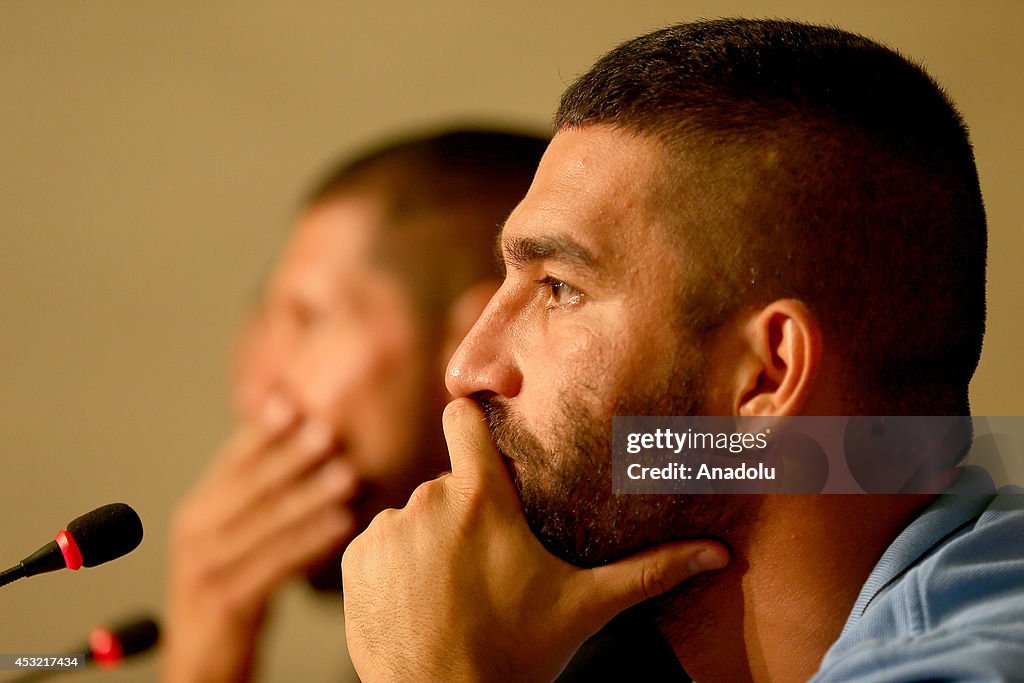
163, 398, 358, 683
342, 398, 729, 682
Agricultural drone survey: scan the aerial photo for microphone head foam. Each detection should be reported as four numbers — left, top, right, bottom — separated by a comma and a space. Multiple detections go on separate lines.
66, 503, 143, 568
112, 615, 160, 657
87, 614, 160, 664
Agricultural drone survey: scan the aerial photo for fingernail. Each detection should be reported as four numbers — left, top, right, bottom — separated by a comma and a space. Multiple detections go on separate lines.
690, 549, 728, 574
261, 395, 295, 432
300, 420, 332, 453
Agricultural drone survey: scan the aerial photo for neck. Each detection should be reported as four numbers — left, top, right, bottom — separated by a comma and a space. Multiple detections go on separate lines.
656, 494, 933, 682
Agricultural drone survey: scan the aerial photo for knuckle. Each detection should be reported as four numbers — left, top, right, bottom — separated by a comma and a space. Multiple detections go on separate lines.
340, 538, 360, 575
405, 485, 429, 509
364, 506, 398, 534
404, 479, 442, 510
639, 561, 670, 600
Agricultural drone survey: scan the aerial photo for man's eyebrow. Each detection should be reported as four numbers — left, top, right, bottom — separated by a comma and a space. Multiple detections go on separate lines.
497, 233, 599, 271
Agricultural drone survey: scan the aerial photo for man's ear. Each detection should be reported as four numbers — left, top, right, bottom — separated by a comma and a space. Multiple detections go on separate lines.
726, 299, 823, 417
439, 279, 502, 383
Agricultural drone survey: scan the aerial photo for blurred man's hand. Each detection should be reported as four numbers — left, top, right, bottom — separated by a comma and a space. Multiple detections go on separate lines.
342, 398, 728, 682
164, 397, 358, 683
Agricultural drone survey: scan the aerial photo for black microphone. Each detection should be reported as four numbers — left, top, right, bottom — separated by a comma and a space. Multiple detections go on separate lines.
0, 503, 143, 588
83, 614, 161, 668
9, 614, 160, 682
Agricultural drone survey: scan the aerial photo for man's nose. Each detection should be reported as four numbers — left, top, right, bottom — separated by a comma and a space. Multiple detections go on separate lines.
233, 315, 296, 421
446, 293, 522, 400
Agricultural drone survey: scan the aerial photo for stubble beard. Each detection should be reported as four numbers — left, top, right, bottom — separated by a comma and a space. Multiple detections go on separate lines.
478, 346, 745, 570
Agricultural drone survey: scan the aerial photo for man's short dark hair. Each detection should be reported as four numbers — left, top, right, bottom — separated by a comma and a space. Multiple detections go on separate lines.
306, 127, 548, 323
555, 19, 987, 415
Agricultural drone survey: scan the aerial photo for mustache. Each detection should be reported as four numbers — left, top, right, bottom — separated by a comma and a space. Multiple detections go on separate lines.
476, 396, 544, 465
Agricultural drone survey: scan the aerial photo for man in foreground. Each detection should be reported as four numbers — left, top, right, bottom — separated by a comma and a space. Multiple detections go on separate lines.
342, 20, 1024, 681
162, 128, 548, 682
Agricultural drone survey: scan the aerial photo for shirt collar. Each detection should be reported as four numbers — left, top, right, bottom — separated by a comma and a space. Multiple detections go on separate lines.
841, 465, 996, 632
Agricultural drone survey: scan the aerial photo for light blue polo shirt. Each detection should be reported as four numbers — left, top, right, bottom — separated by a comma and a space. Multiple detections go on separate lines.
812, 467, 1024, 681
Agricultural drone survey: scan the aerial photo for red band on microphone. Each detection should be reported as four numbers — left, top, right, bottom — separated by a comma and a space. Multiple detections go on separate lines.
55, 530, 83, 570
89, 627, 124, 668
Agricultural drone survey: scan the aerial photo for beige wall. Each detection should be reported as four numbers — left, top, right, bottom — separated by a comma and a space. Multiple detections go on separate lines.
1, 2, 1021, 681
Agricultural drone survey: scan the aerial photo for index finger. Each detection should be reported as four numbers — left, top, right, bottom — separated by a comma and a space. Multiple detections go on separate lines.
205, 395, 301, 481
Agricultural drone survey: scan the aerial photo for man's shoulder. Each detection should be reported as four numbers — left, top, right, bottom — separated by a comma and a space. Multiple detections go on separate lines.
909, 486, 1024, 628
813, 485, 1024, 682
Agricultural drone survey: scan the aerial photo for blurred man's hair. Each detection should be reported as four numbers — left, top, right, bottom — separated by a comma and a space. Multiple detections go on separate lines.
307, 128, 548, 322
555, 19, 986, 415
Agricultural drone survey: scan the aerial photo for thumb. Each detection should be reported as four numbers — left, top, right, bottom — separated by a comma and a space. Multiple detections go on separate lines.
573, 541, 729, 631
441, 398, 506, 483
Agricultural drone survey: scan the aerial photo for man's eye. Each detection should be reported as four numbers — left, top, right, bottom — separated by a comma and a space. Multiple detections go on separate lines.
538, 276, 584, 310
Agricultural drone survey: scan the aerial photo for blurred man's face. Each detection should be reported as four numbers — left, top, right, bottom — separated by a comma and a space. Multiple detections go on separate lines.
446, 127, 743, 566
234, 196, 443, 580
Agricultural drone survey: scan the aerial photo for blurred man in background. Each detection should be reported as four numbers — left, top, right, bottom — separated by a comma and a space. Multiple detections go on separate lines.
162, 128, 548, 682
